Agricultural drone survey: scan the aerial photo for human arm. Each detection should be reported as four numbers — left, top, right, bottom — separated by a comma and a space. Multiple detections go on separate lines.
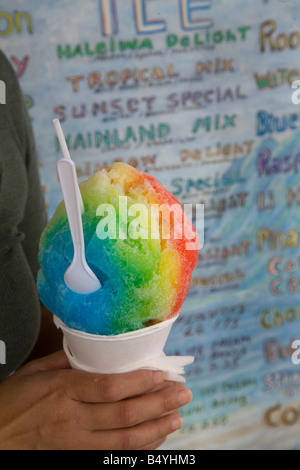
0, 50, 47, 379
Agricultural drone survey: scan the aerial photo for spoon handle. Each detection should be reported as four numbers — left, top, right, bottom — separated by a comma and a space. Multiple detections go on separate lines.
57, 158, 84, 251
53, 118, 84, 214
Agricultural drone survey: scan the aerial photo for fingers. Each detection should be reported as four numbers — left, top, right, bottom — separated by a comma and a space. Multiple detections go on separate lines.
67, 369, 166, 403
81, 384, 192, 430
138, 436, 167, 450
145, 379, 182, 394
17, 350, 71, 377
89, 412, 183, 450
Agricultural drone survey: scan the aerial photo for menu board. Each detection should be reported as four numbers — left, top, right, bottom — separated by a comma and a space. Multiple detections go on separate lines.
2, 0, 300, 450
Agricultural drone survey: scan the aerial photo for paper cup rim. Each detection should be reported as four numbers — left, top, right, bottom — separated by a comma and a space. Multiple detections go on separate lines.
53, 313, 180, 342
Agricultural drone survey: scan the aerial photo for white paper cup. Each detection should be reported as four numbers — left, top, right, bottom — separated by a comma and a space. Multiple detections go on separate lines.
53, 314, 179, 374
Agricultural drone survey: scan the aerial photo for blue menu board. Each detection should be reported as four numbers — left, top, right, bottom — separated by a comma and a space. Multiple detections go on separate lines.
2, 0, 300, 449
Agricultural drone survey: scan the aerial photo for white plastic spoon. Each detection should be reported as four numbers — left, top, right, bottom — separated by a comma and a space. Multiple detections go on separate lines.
54, 119, 101, 294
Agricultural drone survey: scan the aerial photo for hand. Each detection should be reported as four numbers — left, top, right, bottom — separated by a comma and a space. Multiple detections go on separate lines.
0, 350, 192, 450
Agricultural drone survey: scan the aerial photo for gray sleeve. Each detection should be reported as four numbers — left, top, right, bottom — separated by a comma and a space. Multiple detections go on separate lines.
0, 50, 46, 380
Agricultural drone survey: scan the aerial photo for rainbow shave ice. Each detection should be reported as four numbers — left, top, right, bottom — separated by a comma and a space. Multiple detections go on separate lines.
37, 163, 199, 335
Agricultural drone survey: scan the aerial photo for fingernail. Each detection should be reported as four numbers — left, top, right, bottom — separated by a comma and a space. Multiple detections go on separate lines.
177, 388, 193, 406
153, 370, 165, 384
171, 415, 183, 432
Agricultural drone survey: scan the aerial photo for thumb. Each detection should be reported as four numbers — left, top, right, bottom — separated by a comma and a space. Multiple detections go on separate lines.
17, 350, 71, 377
